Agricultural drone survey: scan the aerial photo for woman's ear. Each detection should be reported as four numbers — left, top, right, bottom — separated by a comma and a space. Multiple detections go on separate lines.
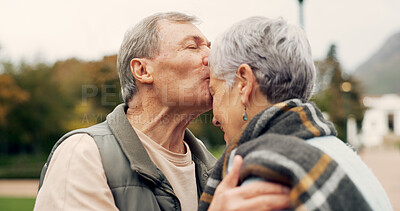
236, 64, 256, 106
130, 58, 153, 84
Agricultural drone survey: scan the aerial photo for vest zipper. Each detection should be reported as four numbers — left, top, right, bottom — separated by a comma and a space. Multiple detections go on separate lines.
137, 171, 182, 210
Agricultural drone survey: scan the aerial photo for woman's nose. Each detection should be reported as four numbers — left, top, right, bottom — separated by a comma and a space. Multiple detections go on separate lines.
212, 116, 220, 127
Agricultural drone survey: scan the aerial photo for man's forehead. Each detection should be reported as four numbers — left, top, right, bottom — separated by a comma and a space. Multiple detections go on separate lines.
157, 20, 208, 43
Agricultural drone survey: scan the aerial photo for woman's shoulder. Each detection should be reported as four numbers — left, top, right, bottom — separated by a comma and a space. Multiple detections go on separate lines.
306, 136, 393, 211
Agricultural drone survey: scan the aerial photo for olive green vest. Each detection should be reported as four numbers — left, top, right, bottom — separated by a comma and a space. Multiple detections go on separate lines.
39, 104, 216, 211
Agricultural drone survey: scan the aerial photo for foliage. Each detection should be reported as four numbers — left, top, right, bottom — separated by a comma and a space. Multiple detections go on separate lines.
0, 55, 121, 156
0, 154, 46, 178
208, 145, 225, 159
0, 73, 29, 126
0, 197, 36, 211
188, 110, 225, 148
52, 56, 121, 131
312, 44, 365, 141
2, 62, 74, 154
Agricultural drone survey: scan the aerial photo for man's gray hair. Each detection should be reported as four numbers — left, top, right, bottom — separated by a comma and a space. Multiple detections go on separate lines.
117, 12, 199, 103
209, 16, 315, 103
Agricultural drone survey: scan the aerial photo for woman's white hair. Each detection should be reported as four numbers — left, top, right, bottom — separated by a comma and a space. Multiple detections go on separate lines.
209, 16, 315, 103
117, 12, 198, 103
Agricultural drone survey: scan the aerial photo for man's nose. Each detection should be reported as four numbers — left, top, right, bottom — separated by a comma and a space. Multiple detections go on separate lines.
202, 47, 210, 66
202, 56, 208, 66
212, 116, 220, 127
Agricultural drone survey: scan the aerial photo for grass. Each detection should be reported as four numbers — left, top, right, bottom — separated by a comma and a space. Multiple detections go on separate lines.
0, 154, 46, 179
0, 197, 36, 211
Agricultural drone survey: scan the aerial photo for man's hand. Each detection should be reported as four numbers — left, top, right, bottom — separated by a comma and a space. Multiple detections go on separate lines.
208, 155, 291, 211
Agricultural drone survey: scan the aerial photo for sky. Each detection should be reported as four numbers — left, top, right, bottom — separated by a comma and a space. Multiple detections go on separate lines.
1, 0, 399, 72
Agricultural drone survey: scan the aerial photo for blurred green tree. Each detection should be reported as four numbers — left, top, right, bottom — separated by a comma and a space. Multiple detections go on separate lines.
0, 55, 123, 178
188, 110, 225, 148
4, 62, 74, 154
52, 55, 121, 131
0, 71, 30, 154
313, 44, 365, 141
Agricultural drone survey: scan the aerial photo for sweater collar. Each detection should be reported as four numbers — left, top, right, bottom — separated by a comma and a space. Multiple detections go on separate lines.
106, 104, 215, 184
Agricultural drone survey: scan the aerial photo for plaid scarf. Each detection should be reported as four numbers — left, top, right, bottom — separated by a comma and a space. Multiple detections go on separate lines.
198, 99, 372, 211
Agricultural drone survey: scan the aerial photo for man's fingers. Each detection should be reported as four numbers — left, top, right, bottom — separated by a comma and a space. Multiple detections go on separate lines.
230, 194, 291, 211
219, 155, 243, 189
236, 181, 290, 199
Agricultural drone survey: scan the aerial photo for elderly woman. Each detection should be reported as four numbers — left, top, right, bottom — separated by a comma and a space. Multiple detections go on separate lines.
199, 17, 392, 211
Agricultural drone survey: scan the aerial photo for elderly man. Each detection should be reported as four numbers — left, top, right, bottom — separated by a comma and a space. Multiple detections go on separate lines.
34, 12, 289, 211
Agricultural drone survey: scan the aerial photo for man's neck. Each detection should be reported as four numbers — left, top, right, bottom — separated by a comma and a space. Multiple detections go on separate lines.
125, 98, 203, 154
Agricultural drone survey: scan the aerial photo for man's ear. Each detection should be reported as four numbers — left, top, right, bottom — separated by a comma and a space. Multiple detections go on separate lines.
236, 64, 256, 106
130, 58, 153, 84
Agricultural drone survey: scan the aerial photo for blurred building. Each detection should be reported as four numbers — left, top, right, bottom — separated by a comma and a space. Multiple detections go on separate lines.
360, 94, 400, 146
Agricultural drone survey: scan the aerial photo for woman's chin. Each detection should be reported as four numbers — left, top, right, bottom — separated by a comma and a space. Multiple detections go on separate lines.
223, 133, 230, 145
